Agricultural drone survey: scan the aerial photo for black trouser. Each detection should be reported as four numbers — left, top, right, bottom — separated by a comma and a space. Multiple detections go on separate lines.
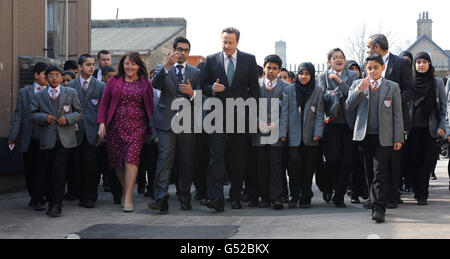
73, 137, 100, 203
193, 133, 209, 199
207, 133, 248, 202
245, 144, 259, 203
281, 148, 289, 199
256, 146, 284, 203
65, 148, 77, 197
23, 139, 41, 202
388, 139, 404, 203
407, 127, 435, 200
400, 140, 413, 190
137, 142, 158, 193
350, 141, 368, 198
98, 143, 122, 198
288, 145, 318, 203
358, 135, 391, 214
323, 124, 354, 203
314, 141, 326, 193
36, 142, 69, 206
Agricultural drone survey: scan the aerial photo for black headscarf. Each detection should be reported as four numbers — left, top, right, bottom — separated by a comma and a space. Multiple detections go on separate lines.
399, 51, 413, 70
412, 52, 438, 118
347, 60, 362, 79
295, 62, 316, 108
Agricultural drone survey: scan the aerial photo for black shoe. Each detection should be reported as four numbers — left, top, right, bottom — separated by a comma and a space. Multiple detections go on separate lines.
200, 198, 208, 206
65, 194, 77, 202
78, 201, 87, 207
351, 196, 361, 204
372, 211, 385, 223
85, 200, 96, 209
148, 194, 169, 211
231, 201, 242, 210
334, 202, 347, 208
288, 199, 298, 209
181, 201, 192, 211
361, 194, 369, 200
137, 184, 145, 194
323, 193, 332, 203
248, 200, 259, 207
144, 189, 153, 198
386, 202, 398, 209
47, 205, 62, 218
280, 196, 289, 203
417, 199, 428, 206
258, 201, 271, 208
28, 199, 37, 208
35, 202, 47, 211
206, 199, 224, 212
363, 200, 372, 210
272, 201, 284, 210
300, 202, 311, 209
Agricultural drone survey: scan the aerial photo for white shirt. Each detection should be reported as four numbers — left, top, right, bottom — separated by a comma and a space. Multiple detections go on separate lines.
97, 68, 102, 81
48, 85, 61, 98
264, 77, 278, 90
33, 82, 46, 93
164, 61, 188, 78
223, 51, 238, 74
382, 53, 390, 77
80, 76, 92, 90
331, 69, 342, 77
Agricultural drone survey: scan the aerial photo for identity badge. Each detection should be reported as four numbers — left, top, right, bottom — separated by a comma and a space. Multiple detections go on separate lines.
63, 105, 71, 113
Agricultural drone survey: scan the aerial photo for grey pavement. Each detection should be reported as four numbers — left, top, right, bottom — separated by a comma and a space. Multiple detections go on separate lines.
1, 160, 449, 239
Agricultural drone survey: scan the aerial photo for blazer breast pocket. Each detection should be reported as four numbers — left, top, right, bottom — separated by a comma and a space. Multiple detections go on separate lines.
382, 97, 392, 112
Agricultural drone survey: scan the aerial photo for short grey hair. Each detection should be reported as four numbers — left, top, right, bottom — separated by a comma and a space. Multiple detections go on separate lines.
369, 34, 389, 51
222, 27, 240, 42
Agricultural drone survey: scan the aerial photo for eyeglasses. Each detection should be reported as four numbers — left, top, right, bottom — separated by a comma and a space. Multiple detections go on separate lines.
176, 47, 190, 53
331, 57, 345, 61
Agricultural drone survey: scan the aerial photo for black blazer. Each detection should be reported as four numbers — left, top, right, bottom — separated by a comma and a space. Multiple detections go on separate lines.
94, 69, 101, 80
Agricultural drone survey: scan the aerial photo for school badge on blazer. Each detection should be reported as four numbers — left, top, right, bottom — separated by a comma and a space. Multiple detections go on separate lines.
384, 100, 392, 108
311, 106, 316, 113
63, 105, 71, 112
92, 99, 99, 106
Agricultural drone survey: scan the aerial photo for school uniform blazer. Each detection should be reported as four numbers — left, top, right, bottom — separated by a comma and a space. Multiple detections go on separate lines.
279, 84, 324, 147
150, 64, 201, 132
67, 77, 105, 146
253, 78, 289, 147
9, 84, 40, 152
407, 77, 447, 138
345, 78, 404, 146
97, 76, 154, 133
29, 87, 83, 150
318, 69, 358, 127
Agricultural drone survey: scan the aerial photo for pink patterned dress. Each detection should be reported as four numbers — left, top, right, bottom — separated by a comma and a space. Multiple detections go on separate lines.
107, 80, 148, 168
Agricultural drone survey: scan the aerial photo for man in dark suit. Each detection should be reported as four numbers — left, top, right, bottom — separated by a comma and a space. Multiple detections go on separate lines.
201, 27, 259, 212
94, 50, 112, 82
67, 54, 105, 209
147, 37, 201, 213
8, 62, 48, 209
365, 34, 413, 208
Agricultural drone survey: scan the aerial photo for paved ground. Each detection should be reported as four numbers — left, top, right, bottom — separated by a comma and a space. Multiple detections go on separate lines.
0, 160, 449, 239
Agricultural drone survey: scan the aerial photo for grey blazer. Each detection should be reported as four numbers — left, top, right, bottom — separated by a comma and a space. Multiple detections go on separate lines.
67, 77, 105, 146
345, 78, 404, 146
318, 69, 358, 127
150, 64, 201, 132
253, 78, 289, 147
279, 84, 324, 147
8, 84, 42, 152
29, 86, 83, 150
408, 77, 447, 138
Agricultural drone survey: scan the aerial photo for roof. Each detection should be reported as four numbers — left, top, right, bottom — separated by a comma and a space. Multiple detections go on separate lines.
91, 18, 186, 54
407, 34, 450, 58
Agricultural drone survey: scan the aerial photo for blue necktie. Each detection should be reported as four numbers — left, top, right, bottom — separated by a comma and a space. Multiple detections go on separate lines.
227, 56, 235, 86
176, 65, 184, 84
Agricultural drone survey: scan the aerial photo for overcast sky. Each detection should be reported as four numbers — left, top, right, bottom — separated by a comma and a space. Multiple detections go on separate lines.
91, 0, 450, 68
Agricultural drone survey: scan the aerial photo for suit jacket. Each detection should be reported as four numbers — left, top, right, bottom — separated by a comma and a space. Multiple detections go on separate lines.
318, 69, 358, 128
150, 64, 201, 132
408, 77, 447, 138
253, 78, 289, 147
67, 77, 106, 146
345, 78, 404, 146
8, 84, 42, 152
29, 86, 83, 150
279, 84, 325, 147
94, 69, 101, 81
97, 76, 154, 133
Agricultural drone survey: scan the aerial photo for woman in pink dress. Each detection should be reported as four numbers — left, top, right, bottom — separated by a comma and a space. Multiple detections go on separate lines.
97, 52, 154, 212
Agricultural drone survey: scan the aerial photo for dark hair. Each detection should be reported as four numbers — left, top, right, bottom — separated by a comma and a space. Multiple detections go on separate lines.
288, 71, 296, 80
280, 68, 289, 73
62, 70, 76, 80
222, 27, 240, 42
97, 50, 110, 60
63, 60, 77, 70
45, 65, 63, 76
365, 54, 384, 66
78, 54, 94, 66
173, 36, 191, 50
101, 66, 115, 77
33, 62, 48, 75
264, 55, 283, 69
369, 34, 389, 51
116, 52, 148, 79
327, 48, 346, 61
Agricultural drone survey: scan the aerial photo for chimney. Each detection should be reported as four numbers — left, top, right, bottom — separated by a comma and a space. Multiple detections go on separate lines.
417, 11, 433, 39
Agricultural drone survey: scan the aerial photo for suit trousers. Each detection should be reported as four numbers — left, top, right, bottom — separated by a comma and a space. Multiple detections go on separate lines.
154, 130, 195, 202
388, 139, 404, 203
350, 141, 368, 198
358, 135, 391, 214
23, 139, 41, 201
245, 144, 259, 203
73, 136, 100, 202
323, 123, 354, 203
36, 142, 69, 206
193, 133, 210, 199
288, 144, 318, 203
137, 142, 158, 193
406, 127, 435, 200
207, 133, 249, 202
256, 146, 284, 202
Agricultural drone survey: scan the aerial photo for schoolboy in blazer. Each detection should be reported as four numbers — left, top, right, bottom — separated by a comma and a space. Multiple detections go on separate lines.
67, 54, 106, 208
280, 62, 324, 209
29, 65, 83, 217
345, 54, 404, 223
8, 62, 48, 209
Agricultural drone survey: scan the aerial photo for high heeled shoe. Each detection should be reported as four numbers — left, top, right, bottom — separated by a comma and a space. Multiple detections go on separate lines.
123, 206, 134, 213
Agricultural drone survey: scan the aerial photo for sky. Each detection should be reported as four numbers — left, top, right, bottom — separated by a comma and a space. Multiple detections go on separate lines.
91, 0, 450, 68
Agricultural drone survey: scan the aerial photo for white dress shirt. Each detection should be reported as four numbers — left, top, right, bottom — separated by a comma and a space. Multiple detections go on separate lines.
97, 68, 102, 81
33, 82, 46, 93
382, 53, 390, 77
264, 77, 278, 90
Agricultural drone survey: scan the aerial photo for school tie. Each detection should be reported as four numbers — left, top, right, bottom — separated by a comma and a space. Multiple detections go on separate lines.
50, 89, 57, 99
370, 80, 379, 91
37, 86, 43, 91
227, 56, 235, 86
176, 65, 184, 84
82, 80, 88, 93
